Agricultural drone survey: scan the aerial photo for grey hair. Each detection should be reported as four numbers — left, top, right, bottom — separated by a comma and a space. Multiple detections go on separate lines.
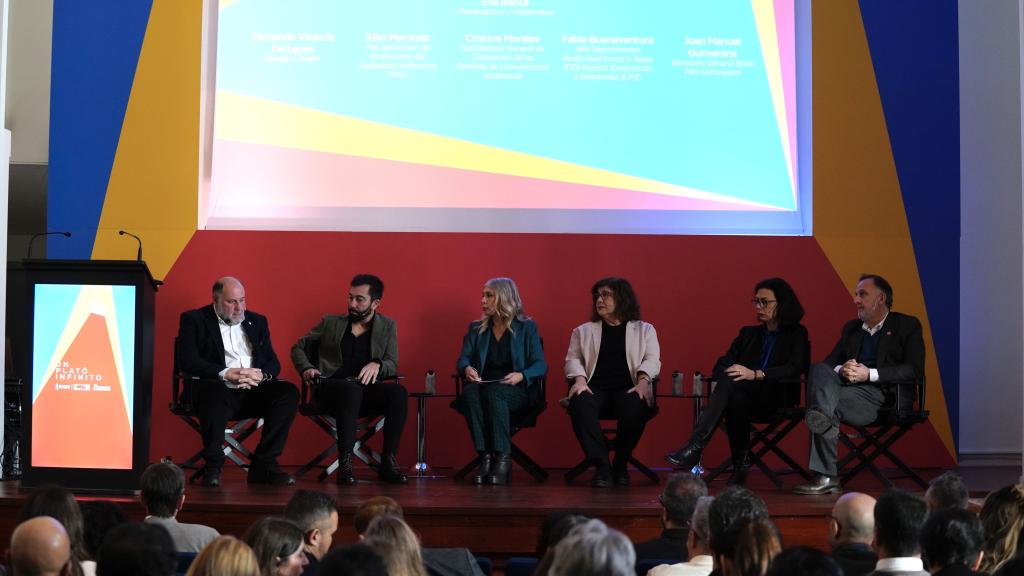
690, 496, 714, 545
549, 519, 635, 576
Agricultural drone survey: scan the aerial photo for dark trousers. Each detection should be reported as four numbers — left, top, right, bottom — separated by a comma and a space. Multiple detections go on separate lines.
193, 379, 299, 469
805, 363, 885, 476
691, 377, 778, 462
569, 387, 649, 466
461, 382, 529, 454
321, 379, 408, 456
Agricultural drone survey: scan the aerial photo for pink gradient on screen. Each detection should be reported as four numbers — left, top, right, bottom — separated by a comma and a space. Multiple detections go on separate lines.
211, 140, 779, 212
775, 0, 798, 200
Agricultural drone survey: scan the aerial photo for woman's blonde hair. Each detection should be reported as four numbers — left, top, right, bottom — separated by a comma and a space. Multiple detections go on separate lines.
731, 518, 781, 576
979, 484, 1024, 573
185, 536, 260, 576
477, 277, 528, 334
364, 515, 427, 576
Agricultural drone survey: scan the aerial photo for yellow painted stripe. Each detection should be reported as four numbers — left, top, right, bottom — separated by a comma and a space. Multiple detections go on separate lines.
215, 91, 783, 209
751, 0, 795, 198
813, 1, 955, 459
93, 0, 202, 279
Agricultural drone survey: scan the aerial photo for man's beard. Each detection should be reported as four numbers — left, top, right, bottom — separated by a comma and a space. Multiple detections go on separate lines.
216, 306, 243, 326
349, 307, 371, 322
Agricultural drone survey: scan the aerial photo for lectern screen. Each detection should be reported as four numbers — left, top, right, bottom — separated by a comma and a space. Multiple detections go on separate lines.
31, 284, 137, 470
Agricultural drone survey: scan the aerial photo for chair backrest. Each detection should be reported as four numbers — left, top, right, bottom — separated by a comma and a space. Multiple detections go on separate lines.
504, 557, 538, 576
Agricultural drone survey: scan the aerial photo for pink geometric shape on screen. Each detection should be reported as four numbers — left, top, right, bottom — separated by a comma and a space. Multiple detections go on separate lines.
775, 0, 798, 200
212, 141, 780, 212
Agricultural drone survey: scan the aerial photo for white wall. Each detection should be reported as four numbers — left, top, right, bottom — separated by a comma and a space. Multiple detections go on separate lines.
958, 0, 1024, 466
4, 0, 50, 164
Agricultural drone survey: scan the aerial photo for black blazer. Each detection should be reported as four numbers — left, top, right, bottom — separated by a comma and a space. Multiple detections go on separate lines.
633, 527, 689, 564
712, 323, 810, 383
177, 304, 281, 380
822, 312, 924, 387
832, 542, 878, 576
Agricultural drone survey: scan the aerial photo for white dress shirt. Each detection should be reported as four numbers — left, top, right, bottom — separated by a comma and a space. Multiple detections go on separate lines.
647, 555, 714, 576
217, 315, 252, 388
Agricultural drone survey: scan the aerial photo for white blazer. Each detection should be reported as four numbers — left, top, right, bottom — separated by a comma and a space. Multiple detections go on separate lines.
564, 320, 661, 385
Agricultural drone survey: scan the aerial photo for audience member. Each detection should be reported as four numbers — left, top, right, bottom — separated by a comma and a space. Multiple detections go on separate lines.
925, 472, 970, 513
548, 519, 635, 576
978, 484, 1024, 574
535, 514, 592, 576
18, 485, 90, 576
649, 496, 715, 576
185, 535, 259, 576
992, 556, 1024, 576
765, 547, 843, 576
635, 473, 708, 564
729, 518, 781, 576
535, 511, 583, 558
140, 461, 219, 553
362, 515, 427, 576
708, 486, 771, 575
317, 544, 388, 576
920, 508, 984, 575
828, 492, 878, 576
9, 516, 73, 576
353, 497, 404, 537
868, 489, 928, 576
244, 517, 309, 576
79, 501, 127, 561
95, 522, 176, 576
283, 491, 338, 576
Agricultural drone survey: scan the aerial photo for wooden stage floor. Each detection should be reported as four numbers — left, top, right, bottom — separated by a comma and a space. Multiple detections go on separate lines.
0, 463, 1011, 565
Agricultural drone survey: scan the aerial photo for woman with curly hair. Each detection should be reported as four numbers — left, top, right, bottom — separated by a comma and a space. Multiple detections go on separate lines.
979, 484, 1024, 573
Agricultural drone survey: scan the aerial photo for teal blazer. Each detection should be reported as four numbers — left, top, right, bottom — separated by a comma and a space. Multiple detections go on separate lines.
456, 318, 547, 404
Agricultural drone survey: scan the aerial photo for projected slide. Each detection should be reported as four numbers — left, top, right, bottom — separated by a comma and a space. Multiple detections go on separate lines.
31, 284, 136, 469
209, 0, 808, 234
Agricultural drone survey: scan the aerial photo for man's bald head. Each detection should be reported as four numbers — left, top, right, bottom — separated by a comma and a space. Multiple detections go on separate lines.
830, 492, 876, 547
212, 276, 246, 325
10, 516, 72, 576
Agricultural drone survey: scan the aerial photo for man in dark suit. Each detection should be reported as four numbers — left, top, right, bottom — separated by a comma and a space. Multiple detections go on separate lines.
291, 274, 408, 486
829, 492, 878, 576
178, 276, 299, 487
865, 489, 928, 576
634, 472, 707, 564
794, 274, 924, 495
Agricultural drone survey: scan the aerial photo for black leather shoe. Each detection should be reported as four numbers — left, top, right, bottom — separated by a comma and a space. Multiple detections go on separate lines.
248, 463, 295, 486
793, 474, 841, 495
591, 461, 612, 488
727, 454, 750, 486
200, 466, 221, 487
486, 454, 511, 485
472, 453, 493, 485
612, 458, 630, 487
665, 440, 704, 470
378, 454, 408, 484
336, 453, 357, 486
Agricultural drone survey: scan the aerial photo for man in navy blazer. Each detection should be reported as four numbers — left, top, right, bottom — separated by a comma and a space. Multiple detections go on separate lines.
795, 274, 924, 495
177, 276, 299, 487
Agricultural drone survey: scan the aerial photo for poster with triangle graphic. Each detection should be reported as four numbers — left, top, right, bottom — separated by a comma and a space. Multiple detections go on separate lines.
31, 284, 136, 469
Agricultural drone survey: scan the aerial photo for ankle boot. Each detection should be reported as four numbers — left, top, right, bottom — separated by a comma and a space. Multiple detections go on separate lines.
486, 453, 511, 485
336, 453, 357, 486
727, 454, 750, 486
472, 453, 492, 485
379, 454, 408, 484
664, 439, 705, 470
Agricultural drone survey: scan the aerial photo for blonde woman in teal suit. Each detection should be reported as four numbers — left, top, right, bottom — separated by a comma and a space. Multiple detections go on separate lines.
457, 277, 547, 485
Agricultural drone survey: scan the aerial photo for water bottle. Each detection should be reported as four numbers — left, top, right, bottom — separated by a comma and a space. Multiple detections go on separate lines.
671, 370, 683, 396
692, 371, 703, 397
424, 369, 436, 395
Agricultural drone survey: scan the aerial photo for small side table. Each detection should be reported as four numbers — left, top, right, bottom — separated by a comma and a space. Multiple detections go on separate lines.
660, 393, 707, 475
408, 392, 456, 478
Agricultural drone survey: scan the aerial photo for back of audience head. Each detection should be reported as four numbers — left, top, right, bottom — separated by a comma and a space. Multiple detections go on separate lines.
139, 461, 186, 518
185, 535, 259, 576
925, 471, 970, 513
96, 522, 176, 576
661, 472, 709, 528
828, 492, 876, 548
18, 485, 88, 574
283, 490, 339, 560
728, 518, 781, 576
921, 508, 984, 573
979, 483, 1024, 573
317, 543, 388, 576
688, 496, 714, 558
548, 518, 635, 576
992, 555, 1024, 576
536, 511, 580, 557
10, 516, 73, 576
766, 546, 843, 576
80, 501, 128, 561
243, 517, 309, 576
709, 486, 770, 563
353, 496, 403, 537
873, 488, 927, 559
362, 515, 426, 576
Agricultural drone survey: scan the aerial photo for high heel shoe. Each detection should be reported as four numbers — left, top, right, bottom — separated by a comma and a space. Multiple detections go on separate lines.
472, 453, 492, 485
486, 453, 511, 485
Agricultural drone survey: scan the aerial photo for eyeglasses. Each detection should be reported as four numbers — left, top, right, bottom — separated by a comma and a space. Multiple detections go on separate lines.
751, 298, 777, 308
593, 290, 615, 300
